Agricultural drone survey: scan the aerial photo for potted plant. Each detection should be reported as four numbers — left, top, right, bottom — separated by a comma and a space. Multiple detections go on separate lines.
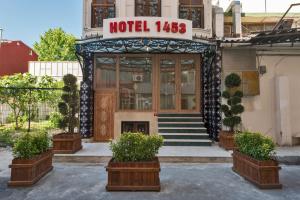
106, 132, 164, 191
52, 74, 82, 154
219, 73, 244, 150
233, 131, 282, 189
8, 131, 53, 187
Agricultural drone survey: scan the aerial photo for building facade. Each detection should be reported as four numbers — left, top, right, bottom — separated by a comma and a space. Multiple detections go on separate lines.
76, 0, 223, 145
0, 40, 38, 76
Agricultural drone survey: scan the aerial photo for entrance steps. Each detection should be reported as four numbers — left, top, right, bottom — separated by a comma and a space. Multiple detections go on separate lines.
157, 113, 212, 146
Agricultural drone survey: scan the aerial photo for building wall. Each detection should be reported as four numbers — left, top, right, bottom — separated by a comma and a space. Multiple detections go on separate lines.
222, 48, 300, 146
29, 61, 83, 82
0, 41, 38, 76
82, 0, 213, 38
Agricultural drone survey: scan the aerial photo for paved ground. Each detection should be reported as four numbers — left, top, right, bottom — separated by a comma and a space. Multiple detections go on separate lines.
60, 142, 232, 157
1, 148, 300, 200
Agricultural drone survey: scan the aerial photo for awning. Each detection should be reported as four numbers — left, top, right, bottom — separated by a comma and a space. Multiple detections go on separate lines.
76, 37, 214, 55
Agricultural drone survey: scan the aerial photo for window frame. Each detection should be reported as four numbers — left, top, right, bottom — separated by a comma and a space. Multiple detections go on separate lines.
119, 55, 154, 111
179, 0, 205, 29
135, 0, 162, 17
91, 0, 116, 28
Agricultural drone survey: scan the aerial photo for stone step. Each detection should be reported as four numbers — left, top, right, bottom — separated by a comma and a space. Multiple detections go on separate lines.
159, 128, 207, 133
158, 123, 205, 128
163, 139, 212, 146
161, 133, 210, 140
157, 113, 202, 117
158, 118, 203, 123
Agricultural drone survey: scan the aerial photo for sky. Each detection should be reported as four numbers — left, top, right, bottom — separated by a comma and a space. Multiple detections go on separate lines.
0, 0, 300, 48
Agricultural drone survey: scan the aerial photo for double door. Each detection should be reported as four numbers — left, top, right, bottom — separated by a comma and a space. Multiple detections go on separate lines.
158, 55, 200, 113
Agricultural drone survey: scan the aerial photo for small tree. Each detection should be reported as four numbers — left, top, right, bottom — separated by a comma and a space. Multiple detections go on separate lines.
0, 73, 58, 129
58, 74, 79, 134
221, 73, 245, 132
34, 28, 77, 61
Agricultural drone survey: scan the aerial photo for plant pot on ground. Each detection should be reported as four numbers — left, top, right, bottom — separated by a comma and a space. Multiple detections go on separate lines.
106, 133, 164, 192
52, 74, 82, 154
8, 131, 53, 187
232, 131, 282, 189
219, 73, 244, 150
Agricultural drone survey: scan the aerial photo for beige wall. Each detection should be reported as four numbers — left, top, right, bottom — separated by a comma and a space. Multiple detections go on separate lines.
114, 112, 158, 139
222, 48, 300, 146
82, 0, 213, 38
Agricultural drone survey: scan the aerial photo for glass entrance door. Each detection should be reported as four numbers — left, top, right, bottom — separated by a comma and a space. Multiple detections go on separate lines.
159, 57, 177, 111
158, 55, 200, 113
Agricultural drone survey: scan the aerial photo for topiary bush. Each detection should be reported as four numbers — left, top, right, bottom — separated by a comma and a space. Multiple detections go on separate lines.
110, 133, 164, 162
235, 131, 276, 161
13, 131, 50, 159
58, 74, 79, 134
221, 73, 245, 131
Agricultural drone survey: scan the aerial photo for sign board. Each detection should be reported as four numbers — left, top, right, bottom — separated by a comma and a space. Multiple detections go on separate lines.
103, 17, 193, 40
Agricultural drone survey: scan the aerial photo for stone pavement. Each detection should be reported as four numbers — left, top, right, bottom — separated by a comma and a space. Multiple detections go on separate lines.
53, 143, 300, 164
0, 148, 300, 200
0, 162, 300, 200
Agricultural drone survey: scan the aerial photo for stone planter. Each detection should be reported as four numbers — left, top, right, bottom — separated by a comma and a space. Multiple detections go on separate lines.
232, 150, 282, 189
106, 157, 161, 191
8, 150, 53, 187
219, 131, 236, 150
52, 133, 82, 154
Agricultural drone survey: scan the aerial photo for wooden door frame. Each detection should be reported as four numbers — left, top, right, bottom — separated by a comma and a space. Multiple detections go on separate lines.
157, 54, 178, 113
93, 53, 201, 114
179, 54, 201, 113
157, 54, 201, 113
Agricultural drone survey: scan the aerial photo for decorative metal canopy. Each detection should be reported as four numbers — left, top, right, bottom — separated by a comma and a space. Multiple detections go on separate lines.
76, 37, 213, 55
76, 36, 221, 141
249, 28, 300, 45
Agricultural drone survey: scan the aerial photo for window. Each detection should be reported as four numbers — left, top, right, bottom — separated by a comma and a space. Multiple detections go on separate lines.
92, 0, 115, 28
119, 56, 153, 110
95, 56, 116, 88
135, 0, 161, 17
122, 121, 149, 135
179, 0, 204, 28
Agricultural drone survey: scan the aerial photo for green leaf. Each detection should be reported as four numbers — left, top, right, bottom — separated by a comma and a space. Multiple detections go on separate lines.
225, 73, 241, 88
34, 28, 77, 61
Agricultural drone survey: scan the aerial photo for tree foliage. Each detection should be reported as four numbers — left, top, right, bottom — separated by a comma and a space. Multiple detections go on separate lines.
58, 74, 79, 134
0, 73, 60, 129
221, 73, 244, 132
34, 28, 77, 61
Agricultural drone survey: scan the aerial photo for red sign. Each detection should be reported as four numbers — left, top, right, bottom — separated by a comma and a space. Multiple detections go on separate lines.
109, 20, 187, 34
103, 17, 193, 40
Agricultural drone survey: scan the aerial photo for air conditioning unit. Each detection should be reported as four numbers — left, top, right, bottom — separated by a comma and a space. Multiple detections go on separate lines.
132, 74, 144, 82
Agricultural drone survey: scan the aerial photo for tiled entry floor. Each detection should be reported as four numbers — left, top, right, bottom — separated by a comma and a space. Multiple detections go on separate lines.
53, 142, 233, 163
53, 143, 300, 164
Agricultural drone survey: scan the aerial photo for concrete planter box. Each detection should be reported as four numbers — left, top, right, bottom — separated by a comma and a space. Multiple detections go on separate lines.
232, 150, 282, 189
52, 133, 82, 154
219, 131, 236, 150
8, 150, 53, 187
106, 157, 161, 191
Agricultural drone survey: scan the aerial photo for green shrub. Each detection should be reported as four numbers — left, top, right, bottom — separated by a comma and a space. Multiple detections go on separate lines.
110, 133, 164, 162
49, 112, 63, 128
235, 131, 276, 161
6, 113, 15, 124
13, 131, 50, 159
221, 73, 244, 131
0, 128, 14, 146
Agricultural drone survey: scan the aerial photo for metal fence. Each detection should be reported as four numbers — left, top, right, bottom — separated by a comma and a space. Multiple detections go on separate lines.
0, 87, 63, 132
